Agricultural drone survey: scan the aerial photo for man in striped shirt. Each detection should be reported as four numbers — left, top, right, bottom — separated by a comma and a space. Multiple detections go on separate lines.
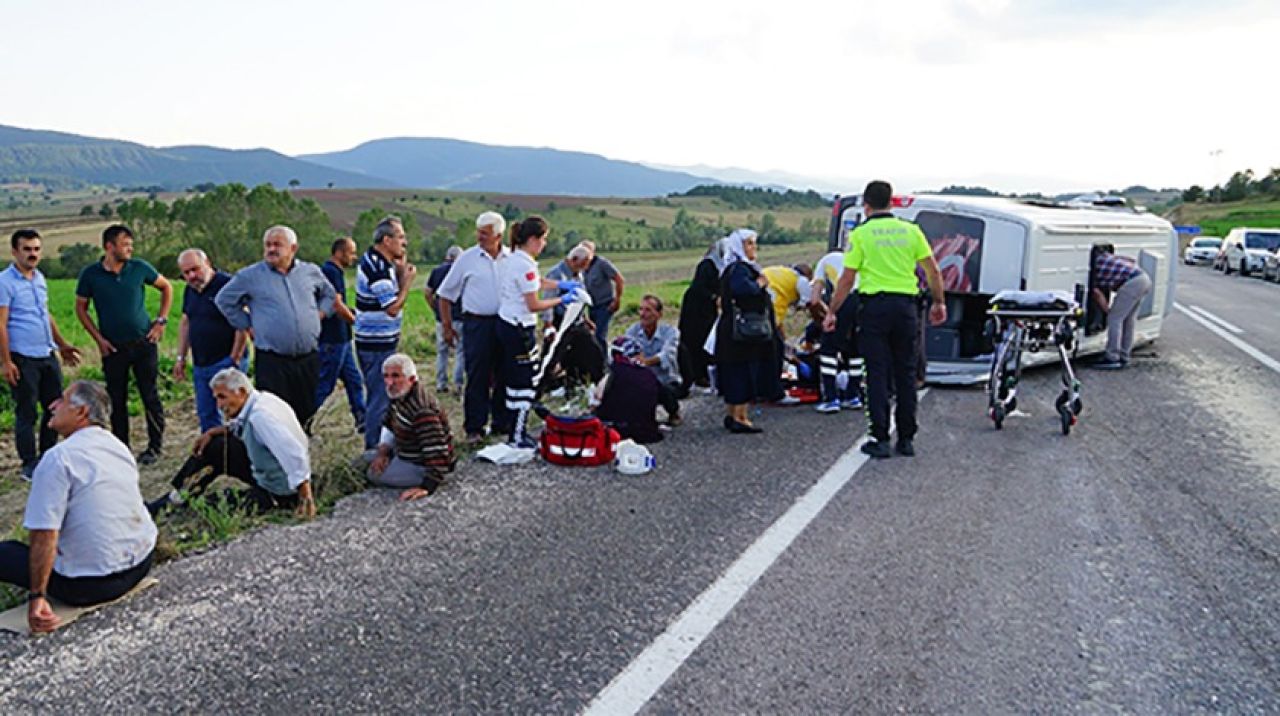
355, 217, 417, 451
367, 354, 455, 501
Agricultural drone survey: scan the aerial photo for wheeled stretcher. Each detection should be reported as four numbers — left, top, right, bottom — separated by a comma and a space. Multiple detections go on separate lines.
985, 290, 1083, 435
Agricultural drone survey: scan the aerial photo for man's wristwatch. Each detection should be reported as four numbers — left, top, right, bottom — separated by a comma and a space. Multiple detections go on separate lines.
153, 316, 168, 326
28, 591, 45, 602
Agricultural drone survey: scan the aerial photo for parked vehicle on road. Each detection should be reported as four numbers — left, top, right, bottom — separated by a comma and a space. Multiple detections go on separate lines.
1263, 250, 1280, 282
1183, 237, 1221, 265
827, 194, 1177, 384
1221, 227, 1280, 276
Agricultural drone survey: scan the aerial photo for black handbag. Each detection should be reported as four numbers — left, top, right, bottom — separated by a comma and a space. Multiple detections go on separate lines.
732, 309, 773, 343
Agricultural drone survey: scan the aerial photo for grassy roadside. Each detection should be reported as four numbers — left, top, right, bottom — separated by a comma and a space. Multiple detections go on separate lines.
0, 240, 829, 612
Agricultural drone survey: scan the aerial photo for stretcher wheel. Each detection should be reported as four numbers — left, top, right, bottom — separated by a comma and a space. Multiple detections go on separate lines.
1059, 406, 1075, 435
1055, 393, 1077, 435
1071, 397, 1083, 415
990, 404, 1005, 430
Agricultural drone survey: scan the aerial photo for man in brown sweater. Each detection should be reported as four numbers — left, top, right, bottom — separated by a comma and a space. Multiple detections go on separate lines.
367, 354, 455, 501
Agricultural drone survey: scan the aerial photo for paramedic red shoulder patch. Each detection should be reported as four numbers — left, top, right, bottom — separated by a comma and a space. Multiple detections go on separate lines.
525, 271, 536, 281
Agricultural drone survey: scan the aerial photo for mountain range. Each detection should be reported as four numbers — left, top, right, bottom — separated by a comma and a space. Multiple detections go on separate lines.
0, 124, 723, 197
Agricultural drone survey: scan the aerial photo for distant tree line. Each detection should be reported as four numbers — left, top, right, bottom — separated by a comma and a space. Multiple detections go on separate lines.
1183, 168, 1280, 204
674, 185, 830, 210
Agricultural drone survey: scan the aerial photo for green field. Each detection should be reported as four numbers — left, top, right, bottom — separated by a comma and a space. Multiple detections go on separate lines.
1167, 196, 1280, 238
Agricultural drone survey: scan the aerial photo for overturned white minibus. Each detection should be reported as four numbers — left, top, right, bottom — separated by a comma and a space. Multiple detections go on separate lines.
826, 194, 1178, 384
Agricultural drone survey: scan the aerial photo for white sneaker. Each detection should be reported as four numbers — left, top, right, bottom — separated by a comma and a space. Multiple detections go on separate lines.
776, 395, 802, 406
814, 400, 841, 414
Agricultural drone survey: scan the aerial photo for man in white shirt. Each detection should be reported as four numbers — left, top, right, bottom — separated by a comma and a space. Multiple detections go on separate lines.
147, 368, 315, 518
435, 212, 513, 444
0, 380, 156, 633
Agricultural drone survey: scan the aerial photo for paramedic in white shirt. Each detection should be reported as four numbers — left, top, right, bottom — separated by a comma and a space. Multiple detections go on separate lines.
436, 212, 515, 445
496, 216, 581, 448
811, 250, 864, 413
0, 380, 156, 633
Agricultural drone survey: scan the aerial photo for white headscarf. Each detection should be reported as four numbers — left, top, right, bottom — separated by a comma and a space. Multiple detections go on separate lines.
719, 229, 760, 275
704, 237, 730, 273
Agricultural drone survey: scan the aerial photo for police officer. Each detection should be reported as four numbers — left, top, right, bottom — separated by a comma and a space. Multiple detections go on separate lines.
495, 216, 580, 448
824, 181, 946, 459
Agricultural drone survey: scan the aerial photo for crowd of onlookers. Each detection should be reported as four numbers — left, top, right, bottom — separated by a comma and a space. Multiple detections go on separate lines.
0, 198, 902, 633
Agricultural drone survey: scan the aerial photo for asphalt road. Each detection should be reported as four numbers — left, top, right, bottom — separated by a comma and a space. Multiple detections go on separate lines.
1, 267, 1277, 713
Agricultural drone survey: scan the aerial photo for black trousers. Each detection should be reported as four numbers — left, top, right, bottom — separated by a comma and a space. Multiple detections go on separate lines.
461, 316, 512, 436
0, 541, 153, 606
169, 433, 298, 513
858, 293, 919, 443
656, 381, 681, 418
255, 349, 319, 431
10, 353, 63, 468
103, 340, 164, 452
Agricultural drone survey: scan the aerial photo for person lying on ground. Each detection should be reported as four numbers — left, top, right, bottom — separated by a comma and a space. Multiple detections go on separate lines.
0, 380, 156, 634
367, 353, 456, 501
147, 368, 315, 518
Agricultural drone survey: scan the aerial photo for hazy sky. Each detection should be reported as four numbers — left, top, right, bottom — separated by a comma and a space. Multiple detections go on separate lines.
4, 0, 1277, 193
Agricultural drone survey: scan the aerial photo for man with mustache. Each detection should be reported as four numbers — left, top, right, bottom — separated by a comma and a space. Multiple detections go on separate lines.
367, 353, 455, 502
172, 248, 248, 433
214, 225, 336, 428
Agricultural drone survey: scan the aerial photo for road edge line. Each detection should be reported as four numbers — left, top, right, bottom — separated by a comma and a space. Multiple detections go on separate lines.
583, 390, 928, 715
1174, 303, 1280, 375
1184, 303, 1244, 334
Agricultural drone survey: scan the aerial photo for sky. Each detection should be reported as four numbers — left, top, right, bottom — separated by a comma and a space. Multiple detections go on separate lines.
3, 0, 1278, 194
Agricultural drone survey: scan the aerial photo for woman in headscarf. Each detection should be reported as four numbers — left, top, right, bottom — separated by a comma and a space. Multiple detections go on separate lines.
677, 238, 728, 388
713, 229, 775, 433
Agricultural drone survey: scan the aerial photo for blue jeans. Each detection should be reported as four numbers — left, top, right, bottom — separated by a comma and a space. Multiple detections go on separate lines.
435, 320, 466, 390
590, 305, 613, 345
315, 340, 366, 423
358, 347, 395, 449
192, 355, 249, 433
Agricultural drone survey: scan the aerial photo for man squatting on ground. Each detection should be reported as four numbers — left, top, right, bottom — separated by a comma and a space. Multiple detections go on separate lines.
0, 381, 157, 633
74, 224, 173, 464
0, 229, 82, 479
173, 248, 249, 433
367, 353, 456, 501
215, 225, 336, 429
148, 367, 315, 518
621, 294, 684, 424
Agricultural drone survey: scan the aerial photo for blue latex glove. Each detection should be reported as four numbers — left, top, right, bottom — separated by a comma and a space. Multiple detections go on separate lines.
797, 361, 812, 380
557, 280, 582, 293
561, 291, 579, 306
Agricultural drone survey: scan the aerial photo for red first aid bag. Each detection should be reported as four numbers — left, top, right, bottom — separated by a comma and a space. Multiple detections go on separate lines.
540, 415, 621, 467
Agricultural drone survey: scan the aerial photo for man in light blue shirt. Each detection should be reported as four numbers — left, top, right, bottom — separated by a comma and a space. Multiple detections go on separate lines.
215, 225, 336, 428
0, 380, 155, 633
622, 294, 684, 424
0, 229, 83, 479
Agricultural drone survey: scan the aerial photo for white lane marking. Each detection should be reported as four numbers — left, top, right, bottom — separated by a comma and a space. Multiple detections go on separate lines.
584, 391, 928, 715
1184, 303, 1244, 334
1174, 303, 1280, 376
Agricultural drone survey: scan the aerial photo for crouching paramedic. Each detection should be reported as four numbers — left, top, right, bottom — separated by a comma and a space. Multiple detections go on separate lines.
367, 353, 456, 501
496, 216, 579, 449
812, 249, 864, 413
147, 368, 315, 518
0, 380, 156, 633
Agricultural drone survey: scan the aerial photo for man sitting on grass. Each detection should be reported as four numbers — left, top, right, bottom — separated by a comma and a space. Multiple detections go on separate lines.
0, 380, 156, 634
147, 368, 315, 518
367, 353, 455, 501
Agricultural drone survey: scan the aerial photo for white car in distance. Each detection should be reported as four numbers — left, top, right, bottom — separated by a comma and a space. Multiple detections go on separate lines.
1183, 236, 1221, 265
1221, 228, 1280, 277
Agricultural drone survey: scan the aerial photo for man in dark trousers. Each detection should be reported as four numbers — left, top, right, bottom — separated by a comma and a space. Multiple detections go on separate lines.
172, 248, 247, 433
0, 229, 82, 479
214, 225, 336, 429
74, 224, 173, 464
825, 181, 947, 459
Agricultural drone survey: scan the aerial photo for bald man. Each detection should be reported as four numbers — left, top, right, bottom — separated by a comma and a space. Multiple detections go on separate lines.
173, 248, 248, 432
